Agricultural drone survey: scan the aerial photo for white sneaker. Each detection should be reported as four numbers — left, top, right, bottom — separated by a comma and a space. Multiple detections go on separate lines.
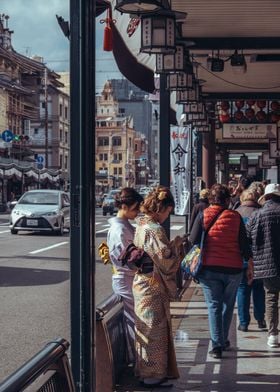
267, 335, 278, 348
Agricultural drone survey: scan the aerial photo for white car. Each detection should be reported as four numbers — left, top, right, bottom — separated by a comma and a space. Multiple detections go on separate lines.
9, 190, 70, 235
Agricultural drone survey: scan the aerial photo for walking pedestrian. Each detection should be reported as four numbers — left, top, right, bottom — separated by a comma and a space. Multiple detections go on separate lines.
247, 183, 280, 348
189, 184, 253, 359
236, 187, 266, 332
133, 186, 183, 388
107, 187, 143, 362
189, 188, 209, 232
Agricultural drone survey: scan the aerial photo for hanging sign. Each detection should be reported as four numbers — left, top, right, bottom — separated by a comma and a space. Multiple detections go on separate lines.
223, 123, 277, 139
170, 125, 190, 215
269, 139, 280, 159
262, 151, 276, 168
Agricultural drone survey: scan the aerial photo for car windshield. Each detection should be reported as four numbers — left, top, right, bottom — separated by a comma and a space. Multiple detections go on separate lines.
18, 192, 59, 205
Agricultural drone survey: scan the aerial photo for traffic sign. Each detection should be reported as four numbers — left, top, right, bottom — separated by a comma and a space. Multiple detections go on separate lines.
2, 130, 13, 142
36, 155, 44, 163
37, 163, 44, 170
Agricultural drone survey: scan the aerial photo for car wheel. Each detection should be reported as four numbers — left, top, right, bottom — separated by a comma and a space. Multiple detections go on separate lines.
110, 211, 113, 216
57, 219, 64, 236
11, 228, 18, 234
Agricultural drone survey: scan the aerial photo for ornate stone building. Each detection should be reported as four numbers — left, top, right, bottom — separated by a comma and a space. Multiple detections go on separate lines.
95, 81, 136, 192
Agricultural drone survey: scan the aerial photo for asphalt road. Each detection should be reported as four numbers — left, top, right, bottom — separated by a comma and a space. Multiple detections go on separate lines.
0, 209, 187, 381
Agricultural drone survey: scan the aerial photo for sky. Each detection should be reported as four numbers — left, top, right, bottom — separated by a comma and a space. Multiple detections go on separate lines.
1, 0, 122, 91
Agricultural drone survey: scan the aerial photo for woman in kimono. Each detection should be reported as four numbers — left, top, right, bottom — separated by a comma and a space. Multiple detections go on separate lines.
107, 187, 143, 362
133, 186, 183, 388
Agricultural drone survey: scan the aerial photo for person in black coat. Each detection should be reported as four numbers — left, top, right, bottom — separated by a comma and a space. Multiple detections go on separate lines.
247, 183, 280, 348
236, 187, 266, 332
189, 189, 209, 232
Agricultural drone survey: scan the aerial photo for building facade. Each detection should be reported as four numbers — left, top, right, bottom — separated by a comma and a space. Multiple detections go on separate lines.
96, 81, 136, 192
0, 15, 66, 204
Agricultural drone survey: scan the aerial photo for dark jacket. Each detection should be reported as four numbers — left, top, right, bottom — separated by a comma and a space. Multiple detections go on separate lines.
236, 200, 260, 220
189, 198, 209, 231
247, 199, 280, 279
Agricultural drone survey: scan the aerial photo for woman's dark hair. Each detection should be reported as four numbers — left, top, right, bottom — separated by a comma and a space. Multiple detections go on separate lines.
141, 186, 175, 214
115, 187, 143, 209
208, 184, 231, 205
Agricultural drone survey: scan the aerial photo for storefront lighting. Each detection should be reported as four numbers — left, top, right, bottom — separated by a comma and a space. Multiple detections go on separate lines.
156, 45, 185, 73
140, 11, 176, 54
166, 72, 193, 91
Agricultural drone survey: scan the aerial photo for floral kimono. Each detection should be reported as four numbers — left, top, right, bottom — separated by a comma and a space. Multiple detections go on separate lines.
133, 215, 181, 380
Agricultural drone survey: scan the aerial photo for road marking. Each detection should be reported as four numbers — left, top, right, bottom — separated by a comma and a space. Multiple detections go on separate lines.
95, 222, 102, 226
0, 230, 10, 234
29, 241, 69, 254
171, 225, 184, 230
96, 227, 109, 233
0, 223, 9, 226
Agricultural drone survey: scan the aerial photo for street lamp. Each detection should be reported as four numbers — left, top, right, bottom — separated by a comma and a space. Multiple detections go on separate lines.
140, 11, 176, 54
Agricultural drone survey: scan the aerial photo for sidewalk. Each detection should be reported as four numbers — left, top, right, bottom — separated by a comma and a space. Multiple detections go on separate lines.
116, 282, 280, 392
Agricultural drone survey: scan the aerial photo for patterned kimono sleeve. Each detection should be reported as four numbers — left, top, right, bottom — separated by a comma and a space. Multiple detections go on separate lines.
150, 225, 180, 274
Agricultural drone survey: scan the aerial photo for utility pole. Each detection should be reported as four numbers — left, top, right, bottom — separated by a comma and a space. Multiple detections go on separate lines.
44, 67, 49, 168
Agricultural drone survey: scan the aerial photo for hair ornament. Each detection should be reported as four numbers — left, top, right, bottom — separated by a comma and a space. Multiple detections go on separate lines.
158, 190, 167, 200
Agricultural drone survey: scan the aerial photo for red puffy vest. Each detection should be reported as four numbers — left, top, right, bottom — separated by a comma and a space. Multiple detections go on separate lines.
202, 205, 243, 269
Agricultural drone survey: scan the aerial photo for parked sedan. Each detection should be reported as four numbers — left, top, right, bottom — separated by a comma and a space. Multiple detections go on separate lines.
9, 190, 70, 235
102, 196, 117, 216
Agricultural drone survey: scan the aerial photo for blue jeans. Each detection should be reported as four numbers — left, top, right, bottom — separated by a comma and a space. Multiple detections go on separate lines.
237, 269, 265, 327
199, 269, 242, 349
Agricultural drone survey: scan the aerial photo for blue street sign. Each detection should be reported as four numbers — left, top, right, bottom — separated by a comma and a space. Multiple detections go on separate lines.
36, 155, 44, 163
37, 163, 44, 170
2, 130, 13, 142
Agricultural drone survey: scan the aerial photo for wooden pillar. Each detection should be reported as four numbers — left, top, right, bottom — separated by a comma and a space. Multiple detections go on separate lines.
202, 121, 216, 188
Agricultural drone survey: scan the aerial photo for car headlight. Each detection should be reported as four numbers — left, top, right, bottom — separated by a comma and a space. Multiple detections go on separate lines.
44, 210, 59, 216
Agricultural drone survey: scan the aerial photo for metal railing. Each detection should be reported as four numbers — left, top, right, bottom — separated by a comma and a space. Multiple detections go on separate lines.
0, 338, 75, 392
96, 294, 127, 392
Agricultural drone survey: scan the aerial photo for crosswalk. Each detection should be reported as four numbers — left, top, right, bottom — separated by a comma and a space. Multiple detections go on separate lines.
95, 221, 184, 234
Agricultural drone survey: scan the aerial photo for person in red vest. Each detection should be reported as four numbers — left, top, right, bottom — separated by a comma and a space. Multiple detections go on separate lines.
189, 184, 253, 359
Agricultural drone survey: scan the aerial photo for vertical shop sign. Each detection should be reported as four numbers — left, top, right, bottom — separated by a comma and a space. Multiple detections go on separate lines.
170, 125, 190, 215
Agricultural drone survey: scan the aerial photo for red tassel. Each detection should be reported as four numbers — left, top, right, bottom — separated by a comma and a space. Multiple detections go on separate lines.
103, 9, 113, 52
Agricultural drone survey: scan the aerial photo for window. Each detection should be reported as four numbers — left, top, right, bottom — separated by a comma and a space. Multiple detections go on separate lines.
98, 137, 109, 146
100, 121, 106, 127
113, 167, 118, 175
60, 129, 63, 142
99, 154, 103, 161
42, 102, 46, 109
113, 153, 118, 161
65, 107, 68, 119
65, 132, 68, 143
118, 167, 122, 175
65, 156, 68, 170
34, 128, 39, 135
59, 104, 63, 116
135, 144, 138, 151
104, 153, 108, 161
129, 137, 132, 147
112, 136, 121, 146
118, 153, 122, 161
119, 108, 125, 114
60, 155, 63, 168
